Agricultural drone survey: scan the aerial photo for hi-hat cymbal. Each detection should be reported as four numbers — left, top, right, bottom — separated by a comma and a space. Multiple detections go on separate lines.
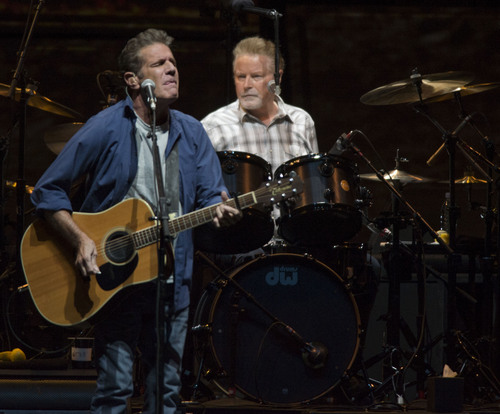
44, 122, 84, 154
360, 169, 434, 184
0, 82, 81, 118
424, 82, 500, 103
439, 175, 488, 184
360, 71, 475, 105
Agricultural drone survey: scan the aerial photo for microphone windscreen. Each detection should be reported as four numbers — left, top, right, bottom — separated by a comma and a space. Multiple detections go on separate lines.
141, 79, 156, 91
232, 0, 255, 11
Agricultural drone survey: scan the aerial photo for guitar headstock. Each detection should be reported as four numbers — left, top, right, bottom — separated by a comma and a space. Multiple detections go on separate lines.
254, 176, 304, 208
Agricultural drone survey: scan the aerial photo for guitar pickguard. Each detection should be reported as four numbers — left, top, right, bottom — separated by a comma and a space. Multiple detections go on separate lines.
97, 255, 139, 291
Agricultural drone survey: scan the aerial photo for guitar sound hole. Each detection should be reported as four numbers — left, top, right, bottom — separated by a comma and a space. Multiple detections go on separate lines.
105, 230, 135, 264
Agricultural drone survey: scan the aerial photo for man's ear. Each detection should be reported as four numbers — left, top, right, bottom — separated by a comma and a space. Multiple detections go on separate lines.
124, 72, 140, 89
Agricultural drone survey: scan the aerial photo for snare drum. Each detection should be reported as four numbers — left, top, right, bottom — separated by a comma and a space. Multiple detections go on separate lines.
194, 151, 274, 254
275, 153, 362, 246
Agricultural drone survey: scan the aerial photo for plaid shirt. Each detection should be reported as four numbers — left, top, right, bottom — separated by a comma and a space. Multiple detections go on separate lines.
201, 97, 318, 175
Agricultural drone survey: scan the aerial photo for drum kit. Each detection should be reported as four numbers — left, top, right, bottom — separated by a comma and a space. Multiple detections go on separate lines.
1, 66, 499, 405
189, 69, 500, 405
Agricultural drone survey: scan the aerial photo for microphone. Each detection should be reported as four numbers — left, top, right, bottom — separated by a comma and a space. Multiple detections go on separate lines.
329, 130, 355, 155
232, 0, 283, 19
141, 79, 157, 111
302, 342, 328, 370
267, 80, 276, 93
426, 114, 473, 166
282, 324, 328, 369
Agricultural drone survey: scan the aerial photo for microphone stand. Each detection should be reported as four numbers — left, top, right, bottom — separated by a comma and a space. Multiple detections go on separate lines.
8, 0, 45, 277
220, 4, 240, 104
148, 105, 174, 414
272, 11, 281, 96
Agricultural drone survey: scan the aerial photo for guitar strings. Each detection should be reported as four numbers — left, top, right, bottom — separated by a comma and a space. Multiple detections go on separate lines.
92, 182, 291, 259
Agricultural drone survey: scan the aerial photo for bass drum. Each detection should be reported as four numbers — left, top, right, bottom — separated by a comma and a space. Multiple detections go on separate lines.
194, 151, 274, 254
192, 253, 360, 404
275, 153, 362, 247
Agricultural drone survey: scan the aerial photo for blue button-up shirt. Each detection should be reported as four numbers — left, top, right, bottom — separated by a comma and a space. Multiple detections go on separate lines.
31, 97, 227, 311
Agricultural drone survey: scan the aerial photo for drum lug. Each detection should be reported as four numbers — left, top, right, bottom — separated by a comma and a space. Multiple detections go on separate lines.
356, 186, 373, 208
303, 253, 314, 261
191, 323, 212, 335
213, 278, 228, 289
324, 188, 335, 202
221, 158, 238, 174
319, 161, 334, 177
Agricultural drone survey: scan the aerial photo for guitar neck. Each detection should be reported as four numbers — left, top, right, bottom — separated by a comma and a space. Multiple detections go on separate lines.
131, 191, 258, 249
169, 191, 258, 233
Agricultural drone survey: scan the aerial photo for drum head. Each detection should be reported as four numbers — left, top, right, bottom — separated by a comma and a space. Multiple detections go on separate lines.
194, 253, 360, 404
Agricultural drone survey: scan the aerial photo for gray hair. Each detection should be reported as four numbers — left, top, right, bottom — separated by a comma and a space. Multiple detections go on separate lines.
233, 36, 285, 73
118, 28, 174, 76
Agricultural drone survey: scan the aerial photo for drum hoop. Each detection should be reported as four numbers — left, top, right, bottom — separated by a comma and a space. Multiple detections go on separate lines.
275, 153, 359, 176
204, 252, 362, 405
217, 150, 272, 175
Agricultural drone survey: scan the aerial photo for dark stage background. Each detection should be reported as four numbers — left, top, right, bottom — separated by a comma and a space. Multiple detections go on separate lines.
1, 1, 500, 242
0, 0, 500, 404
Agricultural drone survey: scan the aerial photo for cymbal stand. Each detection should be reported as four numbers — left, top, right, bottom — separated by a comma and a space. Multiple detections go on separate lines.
345, 132, 453, 403
384, 151, 407, 402
0, 123, 17, 270
416, 98, 499, 366
5, 0, 45, 283
457, 110, 500, 372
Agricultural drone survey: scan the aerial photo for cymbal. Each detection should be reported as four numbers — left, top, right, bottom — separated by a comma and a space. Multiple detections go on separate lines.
439, 175, 488, 184
0, 83, 81, 118
360, 169, 434, 184
424, 82, 500, 103
360, 71, 475, 105
44, 122, 84, 154
5, 180, 33, 194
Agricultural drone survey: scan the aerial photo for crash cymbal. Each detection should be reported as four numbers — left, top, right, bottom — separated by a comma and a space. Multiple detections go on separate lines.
0, 82, 81, 118
44, 122, 84, 154
360, 169, 434, 184
424, 82, 500, 103
439, 175, 488, 184
360, 71, 475, 105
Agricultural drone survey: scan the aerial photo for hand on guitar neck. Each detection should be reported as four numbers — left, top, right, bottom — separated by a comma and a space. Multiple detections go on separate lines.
213, 190, 242, 228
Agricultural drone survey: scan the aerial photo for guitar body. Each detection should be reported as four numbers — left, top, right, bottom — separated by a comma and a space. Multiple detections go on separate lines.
20, 177, 303, 328
21, 198, 161, 328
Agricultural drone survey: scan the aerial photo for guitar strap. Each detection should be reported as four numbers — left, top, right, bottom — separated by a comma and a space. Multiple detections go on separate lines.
163, 137, 180, 223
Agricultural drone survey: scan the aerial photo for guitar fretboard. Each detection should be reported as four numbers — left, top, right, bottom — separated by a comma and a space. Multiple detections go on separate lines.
131, 191, 258, 249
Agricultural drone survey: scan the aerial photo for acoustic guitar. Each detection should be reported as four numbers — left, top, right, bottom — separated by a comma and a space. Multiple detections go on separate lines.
20, 177, 302, 328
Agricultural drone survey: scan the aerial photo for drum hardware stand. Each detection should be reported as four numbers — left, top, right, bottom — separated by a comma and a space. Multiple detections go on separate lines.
0, 1, 46, 349
454, 330, 500, 403
344, 131, 453, 404
191, 250, 330, 402
417, 94, 500, 371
